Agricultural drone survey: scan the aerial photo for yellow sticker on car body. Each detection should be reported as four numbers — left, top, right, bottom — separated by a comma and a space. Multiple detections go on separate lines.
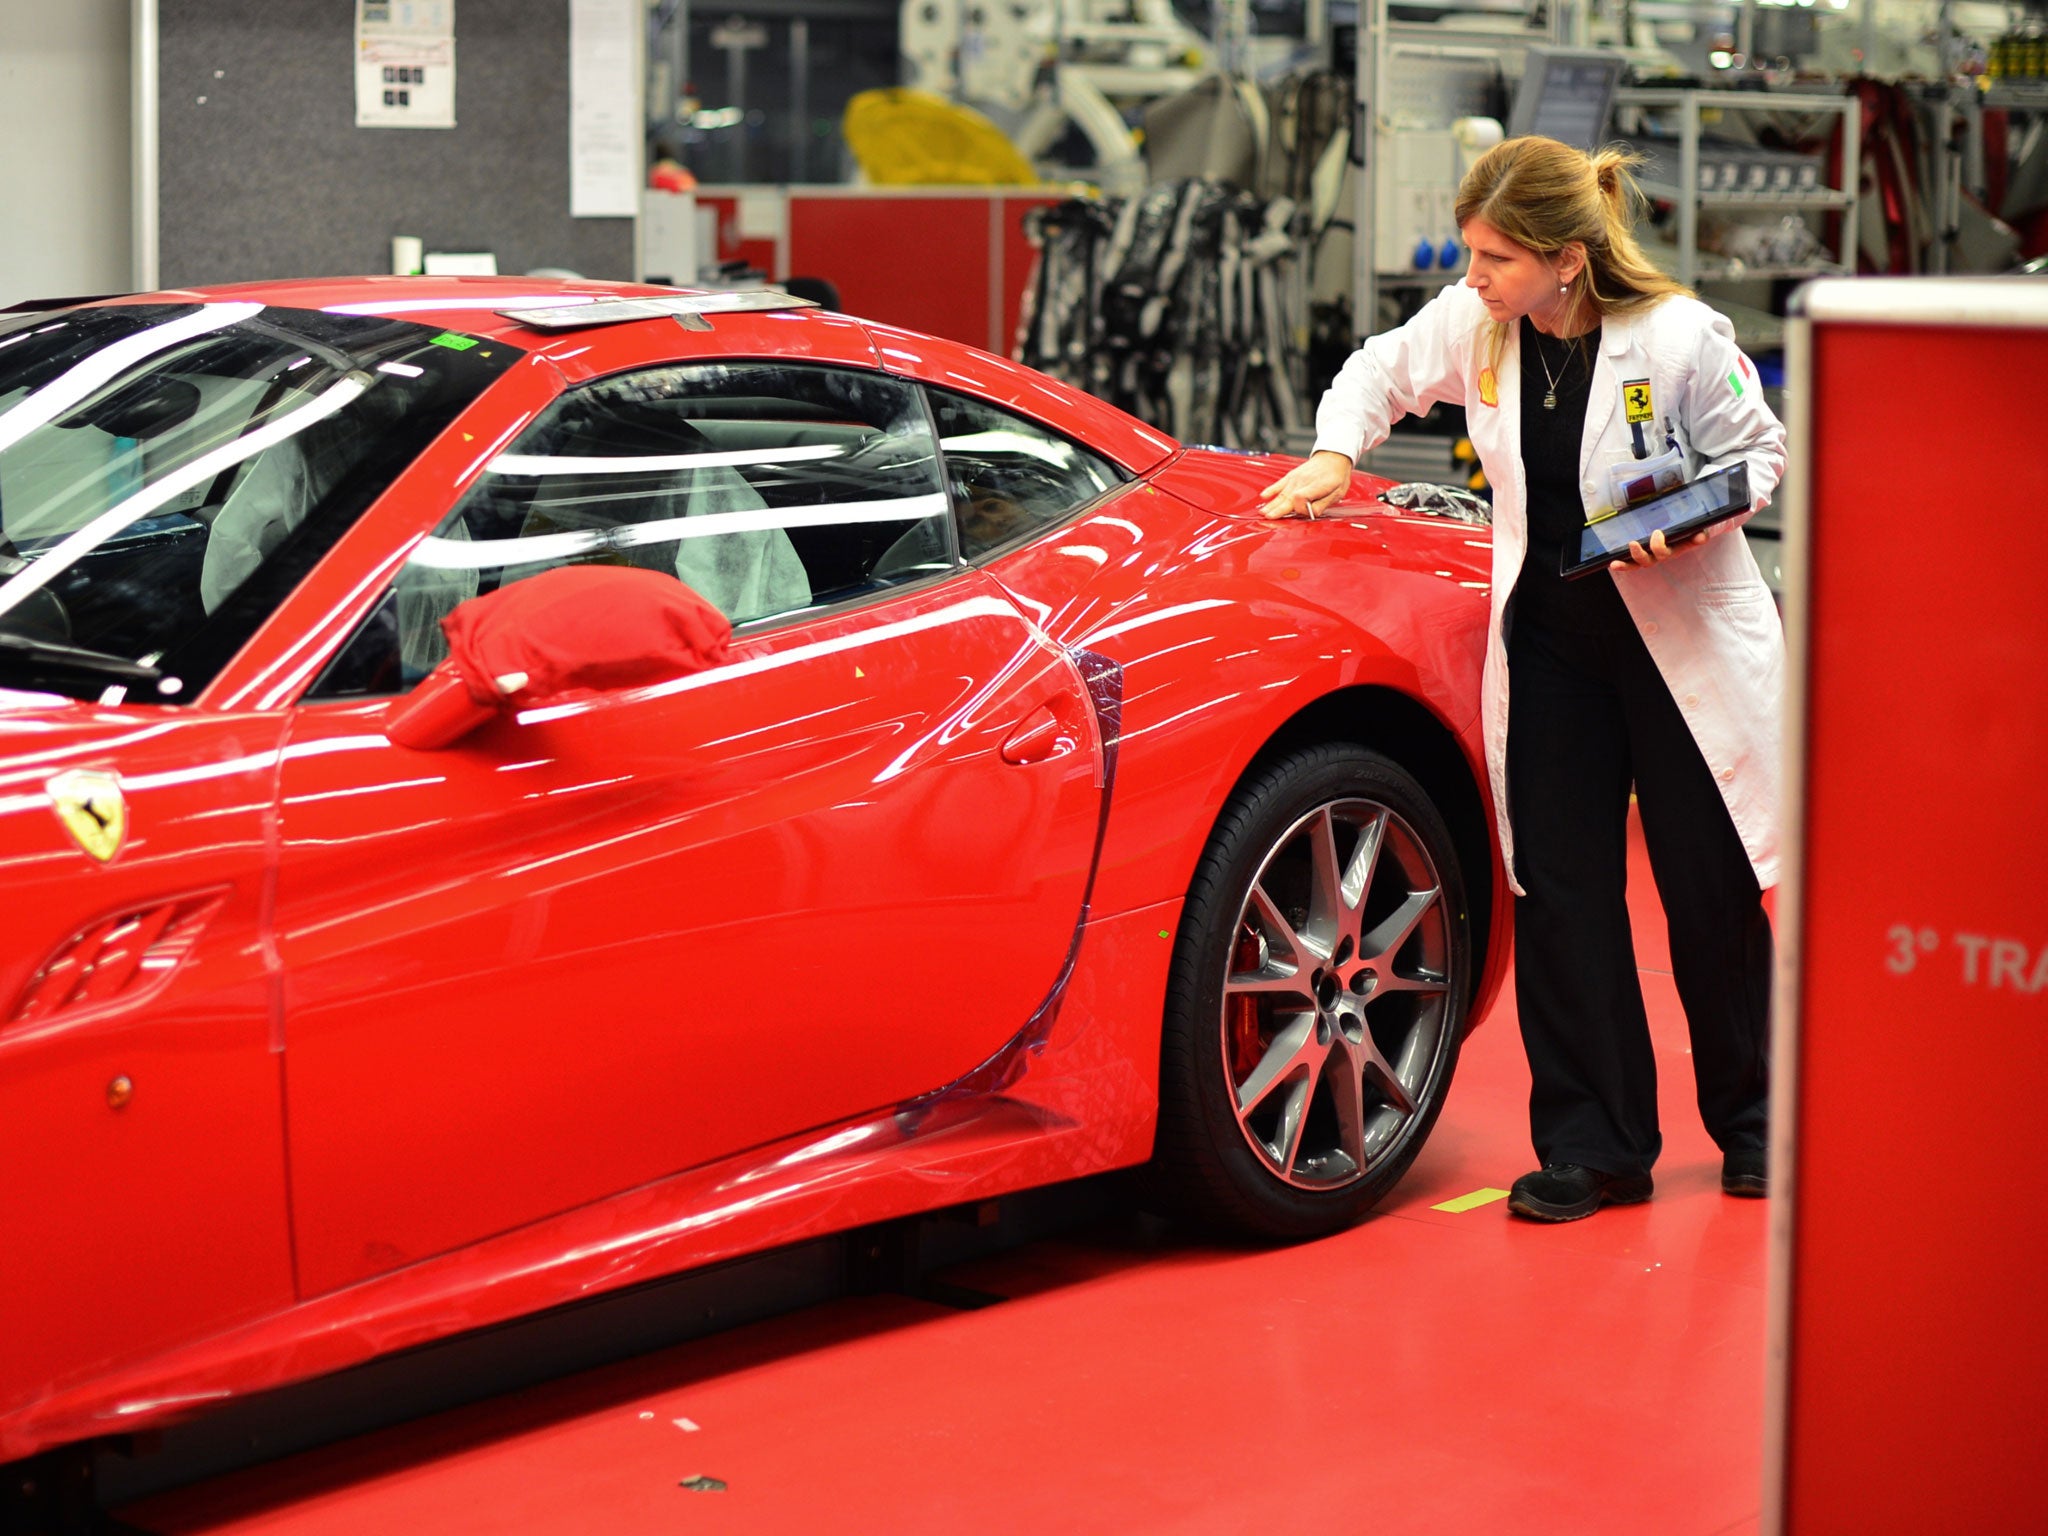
48, 769, 127, 863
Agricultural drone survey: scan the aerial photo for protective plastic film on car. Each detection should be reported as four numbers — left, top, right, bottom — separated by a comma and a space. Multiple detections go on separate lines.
0, 302, 521, 702
311, 360, 959, 698
1378, 482, 1493, 525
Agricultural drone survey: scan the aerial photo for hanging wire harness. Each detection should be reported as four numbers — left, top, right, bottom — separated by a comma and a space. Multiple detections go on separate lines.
1016, 178, 1309, 451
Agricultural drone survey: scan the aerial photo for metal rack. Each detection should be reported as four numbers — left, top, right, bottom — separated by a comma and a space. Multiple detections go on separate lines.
1613, 87, 1861, 287
1350, 0, 1581, 343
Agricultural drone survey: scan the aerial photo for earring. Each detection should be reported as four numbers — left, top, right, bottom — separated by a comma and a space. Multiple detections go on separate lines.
1559, 282, 1569, 295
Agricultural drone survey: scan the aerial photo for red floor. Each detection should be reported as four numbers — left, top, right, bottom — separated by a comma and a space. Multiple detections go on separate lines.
127, 812, 1770, 1535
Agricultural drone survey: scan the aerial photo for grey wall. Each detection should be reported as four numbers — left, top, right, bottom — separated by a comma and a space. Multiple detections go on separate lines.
158, 0, 632, 287
0, 0, 134, 304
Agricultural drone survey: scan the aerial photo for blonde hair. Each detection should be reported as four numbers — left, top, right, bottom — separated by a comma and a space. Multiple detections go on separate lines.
1454, 135, 1689, 362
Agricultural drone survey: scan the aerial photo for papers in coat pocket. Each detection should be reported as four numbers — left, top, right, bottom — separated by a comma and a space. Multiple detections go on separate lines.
1603, 442, 1685, 513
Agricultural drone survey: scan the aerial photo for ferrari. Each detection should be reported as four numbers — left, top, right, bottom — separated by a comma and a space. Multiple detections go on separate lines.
0, 277, 1508, 1463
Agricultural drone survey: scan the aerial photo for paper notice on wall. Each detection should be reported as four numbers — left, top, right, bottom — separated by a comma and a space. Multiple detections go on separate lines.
571, 0, 640, 218
356, 0, 457, 130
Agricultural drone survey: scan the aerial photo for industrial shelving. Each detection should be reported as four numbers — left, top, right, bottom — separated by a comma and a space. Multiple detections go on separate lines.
1612, 87, 1862, 288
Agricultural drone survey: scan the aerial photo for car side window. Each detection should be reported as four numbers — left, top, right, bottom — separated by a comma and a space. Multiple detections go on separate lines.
312, 362, 956, 698
926, 388, 1125, 562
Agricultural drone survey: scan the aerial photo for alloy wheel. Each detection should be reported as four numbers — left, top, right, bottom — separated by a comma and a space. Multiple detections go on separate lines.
1219, 798, 1454, 1189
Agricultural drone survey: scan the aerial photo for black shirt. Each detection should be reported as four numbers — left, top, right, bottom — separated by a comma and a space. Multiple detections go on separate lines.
1515, 316, 1634, 635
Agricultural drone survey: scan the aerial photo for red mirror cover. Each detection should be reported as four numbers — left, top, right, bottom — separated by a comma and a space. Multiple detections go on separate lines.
383, 566, 732, 749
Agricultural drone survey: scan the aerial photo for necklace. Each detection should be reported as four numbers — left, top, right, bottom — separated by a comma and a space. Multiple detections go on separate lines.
1532, 329, 1577, 411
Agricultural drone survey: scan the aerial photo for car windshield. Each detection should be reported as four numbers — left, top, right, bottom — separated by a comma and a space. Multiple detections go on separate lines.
0, 301, 520, 702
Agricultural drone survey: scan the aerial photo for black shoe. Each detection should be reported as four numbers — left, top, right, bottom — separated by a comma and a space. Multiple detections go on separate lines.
1721, 1148, 1768, 1197
1507, 1163, 1654, 1223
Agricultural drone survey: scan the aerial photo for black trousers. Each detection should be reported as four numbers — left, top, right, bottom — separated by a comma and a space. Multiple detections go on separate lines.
1507, 616, 1772, 1178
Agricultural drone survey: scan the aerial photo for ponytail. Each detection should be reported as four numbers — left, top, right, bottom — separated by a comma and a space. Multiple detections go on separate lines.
1589, 146, 1640, 225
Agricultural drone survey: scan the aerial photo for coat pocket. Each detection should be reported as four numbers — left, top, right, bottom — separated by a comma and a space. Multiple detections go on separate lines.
1699, 580, 1768, 612
1697, 579, 1783, 677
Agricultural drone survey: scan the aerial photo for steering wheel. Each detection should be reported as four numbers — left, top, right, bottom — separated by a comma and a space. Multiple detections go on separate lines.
0, 555, 71, 644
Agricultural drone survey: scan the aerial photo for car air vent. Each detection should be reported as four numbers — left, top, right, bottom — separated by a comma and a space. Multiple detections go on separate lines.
10, 892, 227, 1025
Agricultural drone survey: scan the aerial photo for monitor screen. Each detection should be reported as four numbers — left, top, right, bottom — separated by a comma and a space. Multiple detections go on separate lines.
1508, 47, 1624, 150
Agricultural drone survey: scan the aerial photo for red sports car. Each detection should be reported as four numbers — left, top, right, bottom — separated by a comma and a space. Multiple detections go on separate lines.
0, 277, 1508, 1464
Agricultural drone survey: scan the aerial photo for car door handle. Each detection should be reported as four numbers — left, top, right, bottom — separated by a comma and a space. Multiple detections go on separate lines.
1000, 704, 1067, 765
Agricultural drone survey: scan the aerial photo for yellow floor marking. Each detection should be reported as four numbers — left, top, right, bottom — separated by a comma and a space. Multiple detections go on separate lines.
1432, 1187, 1511, 1213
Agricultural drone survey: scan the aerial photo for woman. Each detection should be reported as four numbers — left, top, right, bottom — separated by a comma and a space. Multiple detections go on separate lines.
1259, 136, 1785, 1222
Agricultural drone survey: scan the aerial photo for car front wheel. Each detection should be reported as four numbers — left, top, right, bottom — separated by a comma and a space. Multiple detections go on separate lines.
1155, 744, 1472, 1238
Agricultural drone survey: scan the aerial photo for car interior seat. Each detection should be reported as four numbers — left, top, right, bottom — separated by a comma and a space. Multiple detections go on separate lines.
507, 399, 811, 625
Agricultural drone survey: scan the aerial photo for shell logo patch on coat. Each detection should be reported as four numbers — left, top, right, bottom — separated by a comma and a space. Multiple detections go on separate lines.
1478, 367, 1499, 408
47, 769, 127, 863
1623, 379, 1654, 423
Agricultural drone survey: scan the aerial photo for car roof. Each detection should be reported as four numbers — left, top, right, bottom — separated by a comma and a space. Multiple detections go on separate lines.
99, 275, 688, 340
92, 275, 1180, 474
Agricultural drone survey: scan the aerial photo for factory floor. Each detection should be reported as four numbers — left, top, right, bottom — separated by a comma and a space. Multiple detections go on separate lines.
125, 811, 1771, 1535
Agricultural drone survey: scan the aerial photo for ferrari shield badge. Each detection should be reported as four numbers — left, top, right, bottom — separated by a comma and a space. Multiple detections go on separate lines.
47, 769, 127, 863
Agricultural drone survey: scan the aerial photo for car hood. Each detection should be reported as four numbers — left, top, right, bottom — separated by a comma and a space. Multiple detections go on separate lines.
1143, 448, 1493, 586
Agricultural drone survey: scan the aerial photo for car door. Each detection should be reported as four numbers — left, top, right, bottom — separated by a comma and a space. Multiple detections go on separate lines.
271, 360, 1107, 1297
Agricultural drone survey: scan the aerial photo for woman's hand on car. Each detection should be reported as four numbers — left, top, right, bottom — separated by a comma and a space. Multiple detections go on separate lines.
1259, 450, 1354, 520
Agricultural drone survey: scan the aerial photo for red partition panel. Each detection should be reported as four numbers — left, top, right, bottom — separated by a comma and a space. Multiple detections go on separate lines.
1771, 282, 2048, 1532
688, 189, 1067, 357
787, 192, 994, 352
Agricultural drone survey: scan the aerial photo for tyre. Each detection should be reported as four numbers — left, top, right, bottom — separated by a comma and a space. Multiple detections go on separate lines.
1154, 743, 1473, 1238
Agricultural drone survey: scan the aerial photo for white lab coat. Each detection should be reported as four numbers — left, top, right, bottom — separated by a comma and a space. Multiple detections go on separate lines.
1313, 281, 1787, 895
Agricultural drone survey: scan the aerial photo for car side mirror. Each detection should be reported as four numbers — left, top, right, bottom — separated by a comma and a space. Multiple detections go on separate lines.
382, 663, 525, 751
380, 565, 732, 750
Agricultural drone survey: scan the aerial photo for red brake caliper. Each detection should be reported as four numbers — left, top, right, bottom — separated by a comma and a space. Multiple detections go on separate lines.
1227, 925, 1267, 1083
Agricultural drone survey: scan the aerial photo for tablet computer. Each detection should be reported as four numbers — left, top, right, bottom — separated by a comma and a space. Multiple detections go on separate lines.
1562, 462, 1751, 580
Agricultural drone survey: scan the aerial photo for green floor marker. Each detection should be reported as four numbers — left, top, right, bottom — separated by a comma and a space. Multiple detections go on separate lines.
1433, 1187, 1511, 1213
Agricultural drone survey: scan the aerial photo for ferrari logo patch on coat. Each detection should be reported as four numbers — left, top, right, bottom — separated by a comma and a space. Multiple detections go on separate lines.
47, 769, 127, 863
1622, 379, 1654, 423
